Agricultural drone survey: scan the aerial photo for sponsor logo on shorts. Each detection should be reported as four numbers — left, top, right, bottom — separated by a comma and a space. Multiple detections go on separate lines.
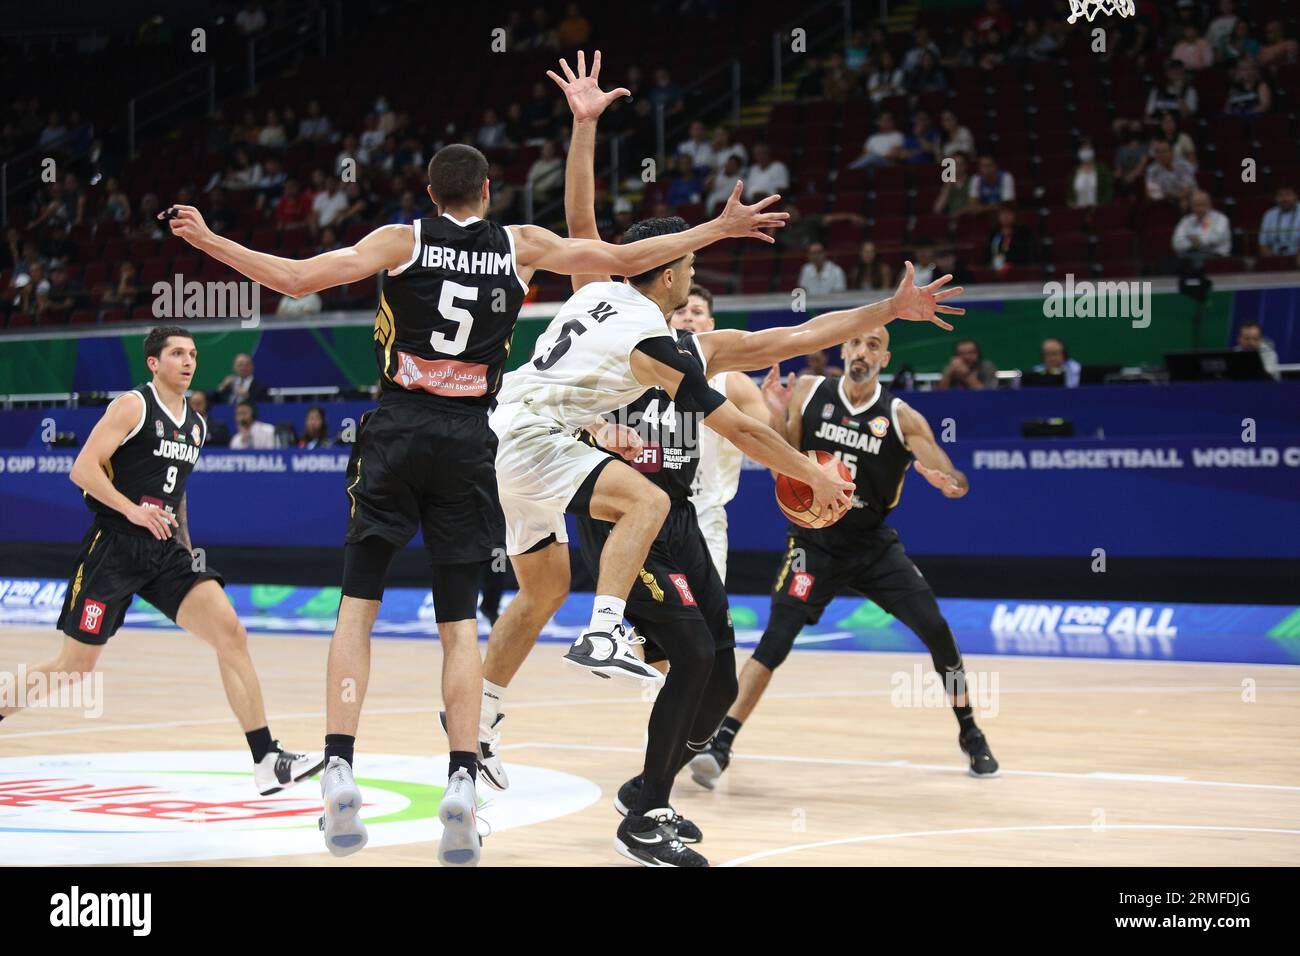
669, 574, 697, 607
868, 416, 890, 438
788, 572, 815, 601
81, 599, 106, 635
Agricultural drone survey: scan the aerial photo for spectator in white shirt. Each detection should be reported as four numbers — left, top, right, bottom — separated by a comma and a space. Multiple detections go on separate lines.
797, 242, 848, 296
358, 114, 386, 164
676, 120, 716, 174
1258, 184, 1300, 257
709, 126, 747, 176
743, 143, 790, 201
297, 100, 332, 141
968, 154, 1016, 209
848, 112, 904, 169
230, 401, 279, 449
866, 50, 905, 102
1172, 191, 1232, 259
527, 140, 565, 203
1204, 0, 1238, 51
311, 178, 348, 230
1145, 139, 1197, 209
705, 155, 744, 214
939, 110, 975, 158
257, 110, 287, 149
476, 108, 508, 149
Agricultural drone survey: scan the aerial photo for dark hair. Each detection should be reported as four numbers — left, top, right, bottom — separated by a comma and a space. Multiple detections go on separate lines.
955, 337, 980, 357
687, 284, 714, 314
144, 325, 193, 361
622, 216, 690, 285
427, 144, 489, 206
304, 405, 328, 439
1239, 319, 1262, 331
1042, 336, 1068, 358
236, 399, 257, 418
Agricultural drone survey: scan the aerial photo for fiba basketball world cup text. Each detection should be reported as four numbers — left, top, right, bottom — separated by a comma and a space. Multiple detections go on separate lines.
151, 273, 261, 328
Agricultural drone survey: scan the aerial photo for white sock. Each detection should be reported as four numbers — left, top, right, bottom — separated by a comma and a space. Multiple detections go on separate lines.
480, 679, 506, 737
587, 595, 626, 637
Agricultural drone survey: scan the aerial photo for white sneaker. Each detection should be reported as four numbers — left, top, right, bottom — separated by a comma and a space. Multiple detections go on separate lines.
437, 710, 510, 791
438, 768, 481, 867
253, 742, 324, 795
562, 624, 665, 684
318, 756, 368, 857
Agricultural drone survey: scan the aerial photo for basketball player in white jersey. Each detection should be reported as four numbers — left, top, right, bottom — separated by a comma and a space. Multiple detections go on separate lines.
475, 58, 966, 854
162, 67, 781, 863
670, 286, 767, 583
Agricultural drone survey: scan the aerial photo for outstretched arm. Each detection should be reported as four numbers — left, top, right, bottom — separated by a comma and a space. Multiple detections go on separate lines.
552, 51, 625, 292
511, 180, 786, 283
898, 402, 968, 498
698, 262, 964, 375
165, 206, 412, 298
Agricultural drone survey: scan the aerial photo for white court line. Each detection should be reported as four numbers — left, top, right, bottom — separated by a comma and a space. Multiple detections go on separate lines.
4, 682, 1299, 740
719, 824, 1300, 867
503, 741, 1300, 793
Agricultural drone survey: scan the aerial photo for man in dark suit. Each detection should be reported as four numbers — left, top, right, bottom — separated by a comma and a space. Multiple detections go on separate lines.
213, 353, 270, 405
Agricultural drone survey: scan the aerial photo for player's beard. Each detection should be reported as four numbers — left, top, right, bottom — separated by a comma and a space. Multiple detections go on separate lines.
848, 360, 876, 383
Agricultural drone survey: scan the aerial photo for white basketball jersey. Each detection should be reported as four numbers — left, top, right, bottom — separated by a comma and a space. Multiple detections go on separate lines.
497, 281, 672, 430
690, 371, 745, 510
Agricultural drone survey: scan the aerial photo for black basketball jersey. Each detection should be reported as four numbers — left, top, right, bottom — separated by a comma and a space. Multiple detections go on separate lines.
796, 376, 913, 544
374, 214, 527, 406
584, 330, 705, 502
86, 383, 206, 533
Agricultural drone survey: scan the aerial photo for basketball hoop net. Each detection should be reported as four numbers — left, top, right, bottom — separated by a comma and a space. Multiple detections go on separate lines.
1066, 0, 1136, 24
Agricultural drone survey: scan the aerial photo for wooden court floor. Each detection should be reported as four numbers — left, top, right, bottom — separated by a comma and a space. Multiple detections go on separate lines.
2, 625, 1297, 867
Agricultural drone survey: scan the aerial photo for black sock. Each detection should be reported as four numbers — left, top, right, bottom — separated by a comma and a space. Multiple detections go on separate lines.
449, 750, 478, 782
715, 716, 742, 752
246, 726, 274, 763
325, 733, 355, 767
954, 706, 976, 733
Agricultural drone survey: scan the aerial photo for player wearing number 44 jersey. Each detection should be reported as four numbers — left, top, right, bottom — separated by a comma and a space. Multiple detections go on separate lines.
0, 327, 322, 796
164, 48, 792, 866
689, 324, 1000, 789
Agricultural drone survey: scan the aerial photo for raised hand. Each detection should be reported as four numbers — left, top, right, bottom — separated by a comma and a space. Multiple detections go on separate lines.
160, 205, 215, 249
717, 182, 788, 243
890, 261, 965, 330
546, 50, 630, 123
761, 364, 795, 419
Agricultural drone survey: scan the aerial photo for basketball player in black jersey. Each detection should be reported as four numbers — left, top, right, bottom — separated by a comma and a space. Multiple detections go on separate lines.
553, 62, 966, 864
163, 54, 788, 864
690, 322, 1000, 786
0, 326, 322, 795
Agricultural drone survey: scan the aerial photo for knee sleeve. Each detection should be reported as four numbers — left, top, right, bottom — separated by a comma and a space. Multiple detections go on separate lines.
751, 603, 807, 671
890, 591, 963, 675
341, 536, 399, 600
431, 561, 487, 622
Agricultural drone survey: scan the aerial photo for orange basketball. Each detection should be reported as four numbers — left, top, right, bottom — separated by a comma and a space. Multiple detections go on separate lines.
774, 450, 852, 529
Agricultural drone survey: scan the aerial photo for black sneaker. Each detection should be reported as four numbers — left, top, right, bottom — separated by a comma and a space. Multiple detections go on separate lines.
562, 624, 664, 684
613, 778, 702, 843
688, 743, 731, 790
615, 809, 708, 867
959, 727, 1000, 778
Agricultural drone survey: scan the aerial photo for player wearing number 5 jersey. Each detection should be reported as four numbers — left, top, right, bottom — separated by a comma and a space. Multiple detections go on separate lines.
0, 326, 323, 798
163, 49, 789, 866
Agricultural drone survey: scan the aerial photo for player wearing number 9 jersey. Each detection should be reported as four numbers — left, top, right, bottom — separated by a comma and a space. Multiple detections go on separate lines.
0, 326, 323, 800
163, 52, 793, 864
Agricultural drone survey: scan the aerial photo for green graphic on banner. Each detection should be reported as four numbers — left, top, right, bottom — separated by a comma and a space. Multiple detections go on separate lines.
837, 600, 896, 631
250, 584, 297, 609
296, 587, 343, 618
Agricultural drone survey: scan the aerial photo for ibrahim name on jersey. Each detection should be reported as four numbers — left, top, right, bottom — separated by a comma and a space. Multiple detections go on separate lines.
373, 213, 527, 406
795, 375, 913, 549
86, 382, 207, 534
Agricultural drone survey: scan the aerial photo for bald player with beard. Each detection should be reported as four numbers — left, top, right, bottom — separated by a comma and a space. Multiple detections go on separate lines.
689, 323, 1000, 788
